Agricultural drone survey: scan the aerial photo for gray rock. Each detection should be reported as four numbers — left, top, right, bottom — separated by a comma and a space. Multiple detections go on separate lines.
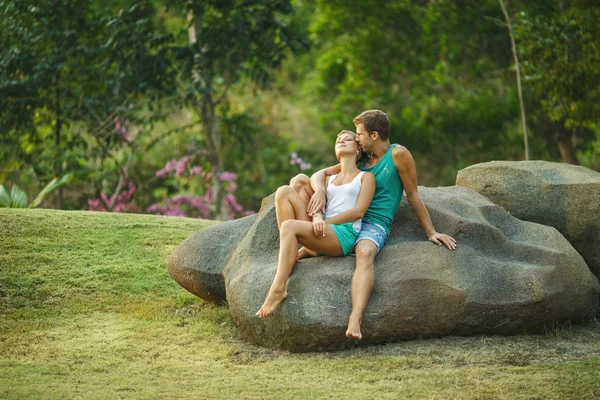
168, 214, 256, 302
169, 186, 599, 351
456, 160, 600, 279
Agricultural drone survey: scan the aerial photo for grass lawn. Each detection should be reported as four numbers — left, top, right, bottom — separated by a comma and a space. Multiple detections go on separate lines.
1, 208, 600, 399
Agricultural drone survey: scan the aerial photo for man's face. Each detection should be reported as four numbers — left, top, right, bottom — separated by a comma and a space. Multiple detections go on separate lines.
355, 123, 373, 152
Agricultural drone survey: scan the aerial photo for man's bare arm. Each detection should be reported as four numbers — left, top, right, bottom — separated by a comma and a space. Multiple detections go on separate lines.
307, 164, 341, 215
392, 146, 457, 250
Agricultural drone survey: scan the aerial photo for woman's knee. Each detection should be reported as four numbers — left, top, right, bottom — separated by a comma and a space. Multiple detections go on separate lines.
280, 219, 299, 236
275, 185, 294, 201
290, 174, 310, 192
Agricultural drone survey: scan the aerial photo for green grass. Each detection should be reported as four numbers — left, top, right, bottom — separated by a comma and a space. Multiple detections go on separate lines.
1, 208, 600, 399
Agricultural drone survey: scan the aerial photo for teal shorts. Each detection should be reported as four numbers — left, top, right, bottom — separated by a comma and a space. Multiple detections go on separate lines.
331, 222, 360, 256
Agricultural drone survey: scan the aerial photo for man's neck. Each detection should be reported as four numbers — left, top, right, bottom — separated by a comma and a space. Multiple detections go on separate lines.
368, 141, 391, 161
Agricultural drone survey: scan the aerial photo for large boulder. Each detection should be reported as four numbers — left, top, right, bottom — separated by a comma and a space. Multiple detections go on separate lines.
456, 160, 600, 279
168, 187, 599, 351
169, 215, 255, 302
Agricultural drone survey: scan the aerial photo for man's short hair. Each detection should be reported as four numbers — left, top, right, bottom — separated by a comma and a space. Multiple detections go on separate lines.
353, 110, 390, 141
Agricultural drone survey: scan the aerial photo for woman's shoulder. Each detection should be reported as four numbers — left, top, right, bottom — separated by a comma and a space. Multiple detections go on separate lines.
360, 171, 375, 183
327, 173, 338, 185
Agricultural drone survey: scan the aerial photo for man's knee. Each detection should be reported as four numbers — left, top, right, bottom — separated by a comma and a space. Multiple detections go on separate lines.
289, 174, 310, 192
354, 241, 378, 264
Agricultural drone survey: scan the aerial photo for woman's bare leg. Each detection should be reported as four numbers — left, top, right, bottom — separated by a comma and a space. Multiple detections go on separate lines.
290, 174, 318, 257
275, 185, 311, 229
256, 220, 343, 318
290, 174, 314, 205
281, 174, 318, 260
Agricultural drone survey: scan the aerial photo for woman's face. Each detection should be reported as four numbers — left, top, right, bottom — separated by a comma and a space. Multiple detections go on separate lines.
335, 133, 358, 159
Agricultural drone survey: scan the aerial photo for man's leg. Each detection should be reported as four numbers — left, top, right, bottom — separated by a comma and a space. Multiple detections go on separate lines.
346, 239, 377, 339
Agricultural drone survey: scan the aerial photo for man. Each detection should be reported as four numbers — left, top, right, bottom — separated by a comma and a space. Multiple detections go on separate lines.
294, 109, 456, 339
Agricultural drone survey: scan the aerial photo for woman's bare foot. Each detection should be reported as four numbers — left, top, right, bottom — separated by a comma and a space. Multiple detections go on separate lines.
297, 246, 319, 260
297, 246, 313, 260
345, 317, 363, 340
256, 289, 288, 318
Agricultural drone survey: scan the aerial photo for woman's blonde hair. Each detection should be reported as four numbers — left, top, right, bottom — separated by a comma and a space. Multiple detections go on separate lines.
336, 130, 364, 163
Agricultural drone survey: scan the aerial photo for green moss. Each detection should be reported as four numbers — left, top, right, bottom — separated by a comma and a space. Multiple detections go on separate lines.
1, 208, 600, 399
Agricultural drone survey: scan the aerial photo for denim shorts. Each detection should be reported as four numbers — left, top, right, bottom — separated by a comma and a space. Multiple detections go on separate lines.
352, 218, 388, 254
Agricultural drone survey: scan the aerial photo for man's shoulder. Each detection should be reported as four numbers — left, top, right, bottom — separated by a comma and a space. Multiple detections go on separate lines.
391, 144, 411, 160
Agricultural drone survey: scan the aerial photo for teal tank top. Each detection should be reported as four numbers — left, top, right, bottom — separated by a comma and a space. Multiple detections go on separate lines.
358, 144, 404, 235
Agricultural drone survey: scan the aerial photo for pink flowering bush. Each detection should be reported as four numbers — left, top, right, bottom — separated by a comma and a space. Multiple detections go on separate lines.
86, 117, 139, 213
87, 181, 141, 213
113, 117, 131, 143
147, 156, 254, 220
290, 152, 312, 171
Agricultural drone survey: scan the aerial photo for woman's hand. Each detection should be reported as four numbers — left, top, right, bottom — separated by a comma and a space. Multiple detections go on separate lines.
312, 214, 327, 237
307, 188, 326, 216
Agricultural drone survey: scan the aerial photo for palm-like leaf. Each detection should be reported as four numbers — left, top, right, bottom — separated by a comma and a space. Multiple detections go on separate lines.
0, 185, 11, 207
10, 184, 27, 208
28, 174, 73, 209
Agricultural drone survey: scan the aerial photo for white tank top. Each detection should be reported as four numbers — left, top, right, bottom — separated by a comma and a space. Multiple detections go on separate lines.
324, 171, 365, 232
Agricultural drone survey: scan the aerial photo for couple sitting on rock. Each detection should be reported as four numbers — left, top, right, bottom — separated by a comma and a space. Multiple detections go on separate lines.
256, 109, 457, 339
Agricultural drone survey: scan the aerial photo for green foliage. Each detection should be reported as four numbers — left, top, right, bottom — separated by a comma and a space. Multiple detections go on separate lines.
297, 0, 524, 183
161, 0, 310, 218
2, 0, 599, 213
0, 184, 26, 208
0, 174, 73, 208
515, 4, 600, 145
0, 0, 177, 206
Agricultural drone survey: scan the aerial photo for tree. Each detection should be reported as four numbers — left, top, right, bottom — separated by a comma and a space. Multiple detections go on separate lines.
498, 0, 529, 160
302, 0, 521, 184
0, 0, 177, 207
515, 2, 600, 164
179, 0, 307, 219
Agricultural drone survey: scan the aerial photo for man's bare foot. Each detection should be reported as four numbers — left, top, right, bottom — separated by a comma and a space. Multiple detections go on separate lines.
256, 289, 288, 318
345, 317, 362, 340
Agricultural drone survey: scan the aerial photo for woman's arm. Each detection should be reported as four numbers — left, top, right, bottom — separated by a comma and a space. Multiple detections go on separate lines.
323, 172, 375, 226
308, 164, 341, 216
312, 177, 329, 237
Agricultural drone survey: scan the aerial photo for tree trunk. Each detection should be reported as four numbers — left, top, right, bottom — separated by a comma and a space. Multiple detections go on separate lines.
201, 97, 227, 220
557, 133, 579, 165
55, 70, 64, 209
498, 0, 529, 160
188, 0, 227, 220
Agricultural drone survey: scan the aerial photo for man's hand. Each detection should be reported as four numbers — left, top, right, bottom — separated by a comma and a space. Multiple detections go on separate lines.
307, 188, 326, 216
312, 214, 327, 237
428, 232, 457, 250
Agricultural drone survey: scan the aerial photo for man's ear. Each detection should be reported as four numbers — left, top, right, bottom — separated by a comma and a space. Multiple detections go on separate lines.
371, 131, 380, 141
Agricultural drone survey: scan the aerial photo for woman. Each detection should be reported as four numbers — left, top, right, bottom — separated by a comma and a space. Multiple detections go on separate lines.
256, 130, 376, 318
